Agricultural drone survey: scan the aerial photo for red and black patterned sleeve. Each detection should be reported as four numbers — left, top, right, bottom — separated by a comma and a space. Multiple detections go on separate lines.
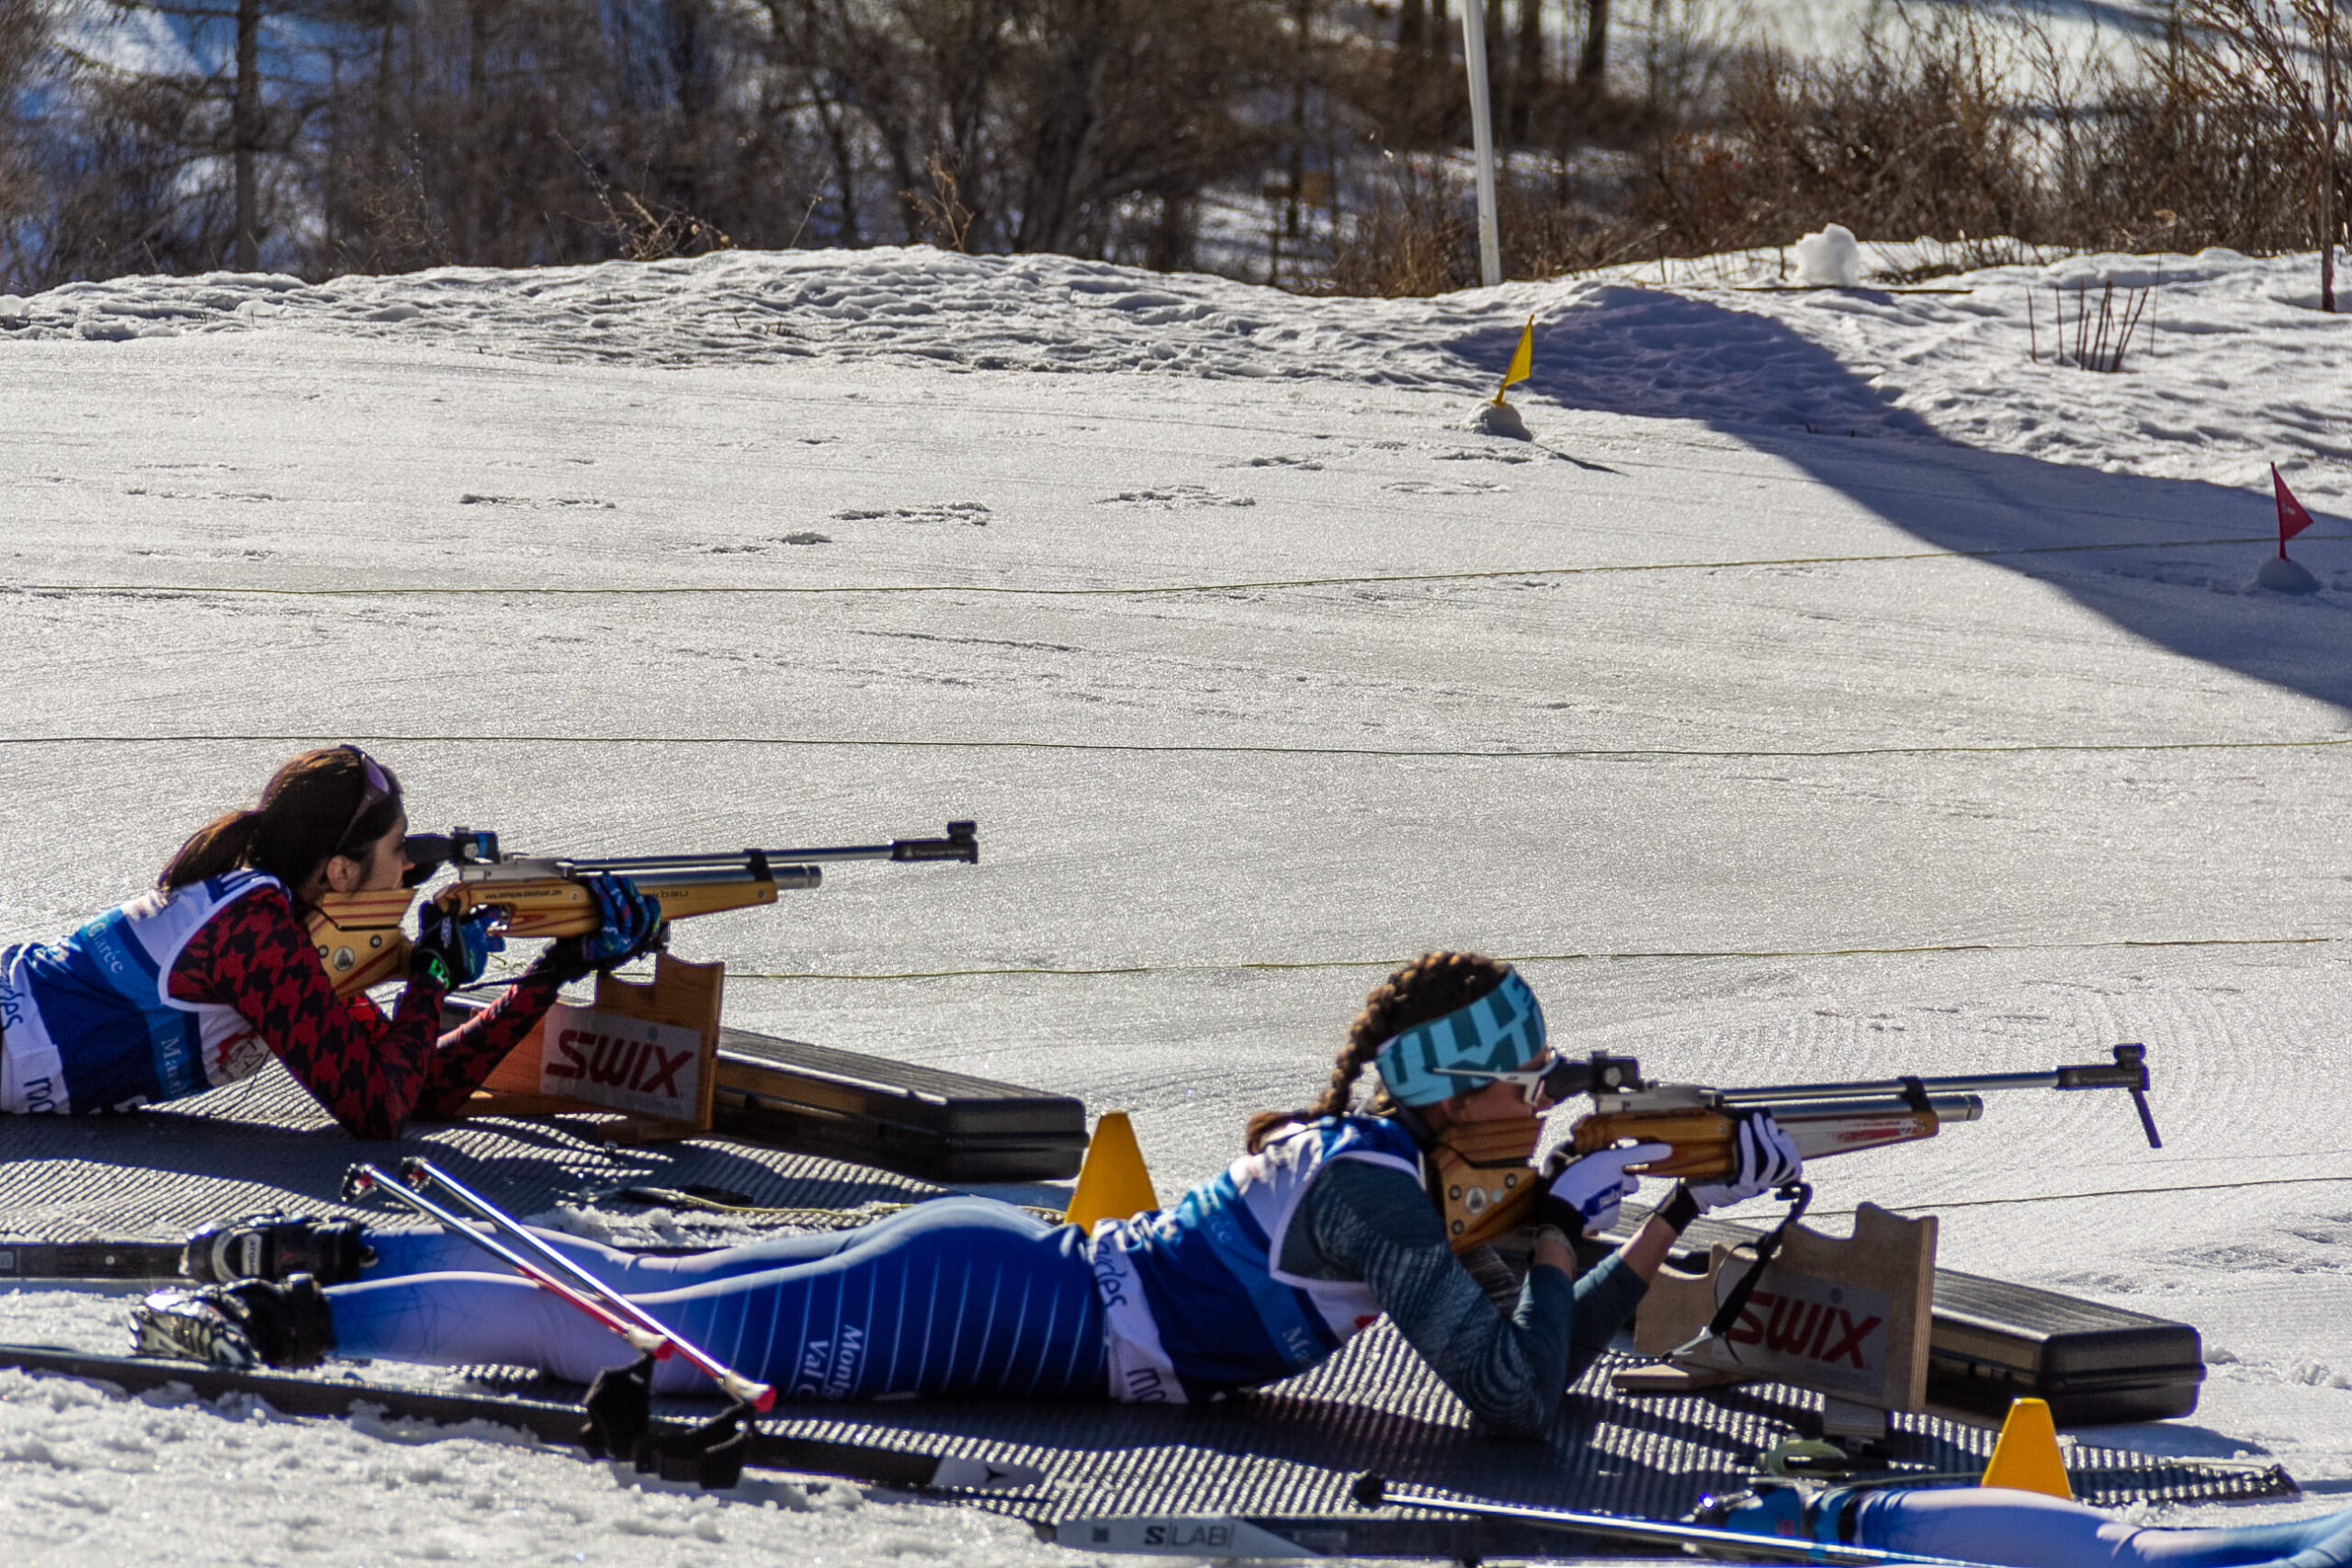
413, 967, 567, 1121
168, 886, 566, 1139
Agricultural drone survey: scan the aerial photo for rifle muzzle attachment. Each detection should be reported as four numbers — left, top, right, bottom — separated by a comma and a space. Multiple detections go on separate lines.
889, 819, 979, 863
2053, 1043, 2161, 1149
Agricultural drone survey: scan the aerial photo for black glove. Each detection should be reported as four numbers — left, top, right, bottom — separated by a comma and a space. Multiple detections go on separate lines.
537, 874, 664, 982
411, 904, 500, 990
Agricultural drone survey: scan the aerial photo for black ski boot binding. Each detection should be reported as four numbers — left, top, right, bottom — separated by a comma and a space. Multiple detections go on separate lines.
180, 1213, 372, 1286
131, 1274, 338, 1370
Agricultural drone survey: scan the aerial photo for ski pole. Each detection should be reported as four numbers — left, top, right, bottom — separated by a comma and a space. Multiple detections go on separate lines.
397, 1157, 776, 1412
1355, 1476, 1995, 1568
342, 1164, 673, 1360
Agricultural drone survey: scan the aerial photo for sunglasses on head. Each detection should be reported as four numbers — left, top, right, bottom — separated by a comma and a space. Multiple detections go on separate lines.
334, 745, 396, 856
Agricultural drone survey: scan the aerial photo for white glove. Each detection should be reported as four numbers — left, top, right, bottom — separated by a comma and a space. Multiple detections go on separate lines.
1688, 1113, 1803, 1211
1537, 1142, 1672, 1235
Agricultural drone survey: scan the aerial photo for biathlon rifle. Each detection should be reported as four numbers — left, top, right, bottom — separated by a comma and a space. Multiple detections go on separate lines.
307, 819, 978, 999
1558, 1043, 2161, 1178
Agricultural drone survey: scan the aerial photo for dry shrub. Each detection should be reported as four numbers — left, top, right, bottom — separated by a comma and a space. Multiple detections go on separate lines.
2094, 0, 2346, 255
1323, 155, 1476, 296
1643, 11, 2038, 255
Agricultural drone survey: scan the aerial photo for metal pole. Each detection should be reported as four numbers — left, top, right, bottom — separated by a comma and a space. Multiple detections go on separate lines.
398, 1159, 777, 1409
2324, 0, 2338, 312
1459, 1, 1502, 286
343, 1165, 673, 1360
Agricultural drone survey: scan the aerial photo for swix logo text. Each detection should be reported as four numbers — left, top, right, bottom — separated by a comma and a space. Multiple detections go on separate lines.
1725, 1289, 1883, 1370
545, 1028, 691, 1099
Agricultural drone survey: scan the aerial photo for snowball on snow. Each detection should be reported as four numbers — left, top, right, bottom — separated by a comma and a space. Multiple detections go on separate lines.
1792, 225, 1866, 288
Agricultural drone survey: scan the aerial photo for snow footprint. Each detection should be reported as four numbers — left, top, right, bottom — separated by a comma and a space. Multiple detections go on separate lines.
831, 501, 990, 526
1099, 484, 1256, 509
1434, 445, 1535, 465
1385, 479, 1509, 496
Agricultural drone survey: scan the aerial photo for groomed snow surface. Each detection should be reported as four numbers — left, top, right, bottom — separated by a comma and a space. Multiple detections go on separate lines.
2, 243, 2349, 1565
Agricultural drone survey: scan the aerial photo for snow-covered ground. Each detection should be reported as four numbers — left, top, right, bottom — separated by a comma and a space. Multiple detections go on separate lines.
2, 242, 2350, 1564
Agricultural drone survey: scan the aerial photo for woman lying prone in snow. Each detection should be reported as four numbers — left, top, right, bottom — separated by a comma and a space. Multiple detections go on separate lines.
0, 746, 661, 1138
132, 952, 1802, 1436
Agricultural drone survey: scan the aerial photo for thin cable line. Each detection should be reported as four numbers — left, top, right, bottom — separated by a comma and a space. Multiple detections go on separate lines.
1810, 1171, 2352, 1217
4, 732, 2347, 760
9, 531, 2337, 600
722, 933, 2336, 982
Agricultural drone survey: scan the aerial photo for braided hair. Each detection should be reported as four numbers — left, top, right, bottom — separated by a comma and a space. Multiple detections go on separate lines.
1245, 950, 1513, 1151
158, 748, 404, 912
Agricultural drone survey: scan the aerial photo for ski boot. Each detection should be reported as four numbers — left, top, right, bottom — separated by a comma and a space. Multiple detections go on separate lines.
179, 1213, 372, 1287
130, 1275, 337, 1370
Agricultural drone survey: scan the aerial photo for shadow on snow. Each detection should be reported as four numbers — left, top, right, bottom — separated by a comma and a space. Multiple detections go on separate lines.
1448, 288, 2352, 716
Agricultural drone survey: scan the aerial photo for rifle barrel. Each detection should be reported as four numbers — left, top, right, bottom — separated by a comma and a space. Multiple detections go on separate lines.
607, 862, 821, 889
1724, 1071, 2066, 1103
505, 822, 978, 875
465, 858, 822, 889
582, 843, 900, 870
1740, 1091, 1984, 1124
1719, 1063, 2142, 1105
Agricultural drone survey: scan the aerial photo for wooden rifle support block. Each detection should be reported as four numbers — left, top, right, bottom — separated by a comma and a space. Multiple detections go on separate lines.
1623, 1203, 1937, 1415
468, 953, 723, 1142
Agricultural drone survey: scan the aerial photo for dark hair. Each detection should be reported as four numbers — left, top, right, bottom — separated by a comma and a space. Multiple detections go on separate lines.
159, 748, 404, 908
1244, 950, 1512, 1152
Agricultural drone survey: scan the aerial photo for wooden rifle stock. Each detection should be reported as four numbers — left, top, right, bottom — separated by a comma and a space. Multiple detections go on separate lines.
307, 820, 978, 1000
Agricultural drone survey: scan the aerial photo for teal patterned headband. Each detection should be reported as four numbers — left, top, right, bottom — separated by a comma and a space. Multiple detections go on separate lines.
1372, 970, 1548, 1108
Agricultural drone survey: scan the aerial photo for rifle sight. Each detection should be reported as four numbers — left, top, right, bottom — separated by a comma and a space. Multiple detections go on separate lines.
401, 829, 500, 883
1538, 1052, 1645, 1102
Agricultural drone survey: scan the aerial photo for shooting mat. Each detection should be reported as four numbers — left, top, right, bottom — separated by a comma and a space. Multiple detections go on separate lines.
0, 1064, 2296, 1537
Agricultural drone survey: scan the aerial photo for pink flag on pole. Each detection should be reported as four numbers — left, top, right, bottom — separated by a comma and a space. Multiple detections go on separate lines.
2274, 464, 2314, 558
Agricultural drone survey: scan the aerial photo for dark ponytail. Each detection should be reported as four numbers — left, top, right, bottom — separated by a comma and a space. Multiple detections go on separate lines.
1245, 950, 1512, 1151
160, 748, 403, 908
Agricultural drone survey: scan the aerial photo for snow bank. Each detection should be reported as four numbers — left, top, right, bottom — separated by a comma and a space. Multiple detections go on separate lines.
6, 243, 2345, 502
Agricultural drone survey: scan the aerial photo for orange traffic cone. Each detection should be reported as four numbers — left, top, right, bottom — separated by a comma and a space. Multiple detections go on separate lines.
1981, 1397, 2072, 1499
1064, 1111, 1160, 1230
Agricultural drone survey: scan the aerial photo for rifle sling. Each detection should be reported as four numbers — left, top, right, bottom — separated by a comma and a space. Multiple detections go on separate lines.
1682, 1179, 1815, 1356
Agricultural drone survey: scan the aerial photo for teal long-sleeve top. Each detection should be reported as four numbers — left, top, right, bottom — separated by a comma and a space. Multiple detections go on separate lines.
1277, 1157, 1648, 1437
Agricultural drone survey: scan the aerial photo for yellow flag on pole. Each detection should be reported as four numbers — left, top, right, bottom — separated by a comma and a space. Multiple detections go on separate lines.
1495, 315, 1533, 405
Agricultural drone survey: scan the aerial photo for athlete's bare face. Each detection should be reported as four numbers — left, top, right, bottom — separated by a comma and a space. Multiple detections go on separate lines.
304, 814, 413, 902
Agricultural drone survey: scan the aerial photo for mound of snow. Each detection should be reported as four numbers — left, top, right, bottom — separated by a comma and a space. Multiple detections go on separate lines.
1791, 224, 1867, 287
